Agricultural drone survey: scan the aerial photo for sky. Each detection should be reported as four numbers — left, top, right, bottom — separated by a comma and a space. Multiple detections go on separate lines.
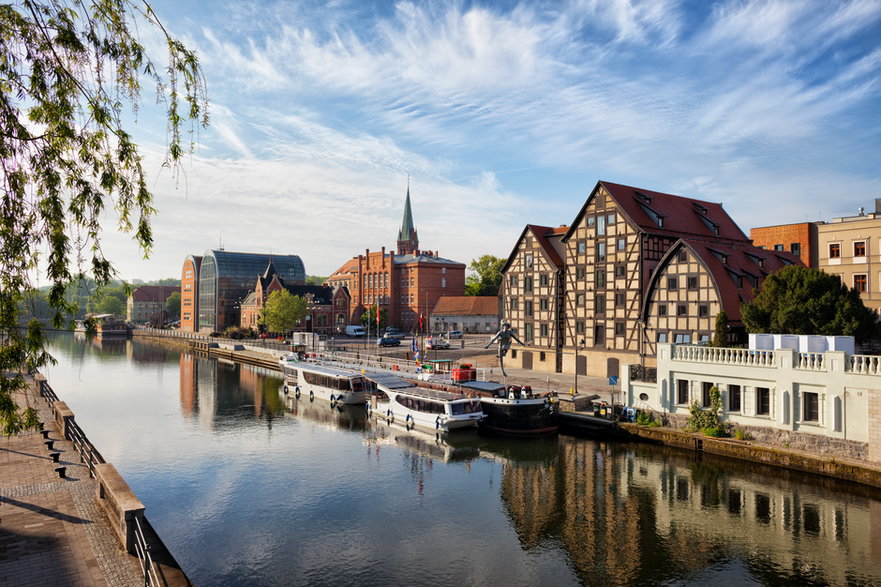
94, 0, 881, 282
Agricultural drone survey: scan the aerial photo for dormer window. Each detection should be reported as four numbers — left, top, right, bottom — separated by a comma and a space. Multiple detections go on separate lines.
697, 213, 720, 235
634, 191, 653, 203
638, 202, 665, 228
693, 203, 708, 214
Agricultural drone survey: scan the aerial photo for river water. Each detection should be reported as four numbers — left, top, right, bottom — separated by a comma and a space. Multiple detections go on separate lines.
41, 333, 881, 586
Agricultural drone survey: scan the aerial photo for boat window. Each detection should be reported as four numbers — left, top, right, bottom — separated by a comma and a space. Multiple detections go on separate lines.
450, 400, 481, 415
285, 369, 298, 385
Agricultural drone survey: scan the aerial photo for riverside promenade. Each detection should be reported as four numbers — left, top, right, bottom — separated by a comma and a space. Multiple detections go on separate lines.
0, 372, 186, 586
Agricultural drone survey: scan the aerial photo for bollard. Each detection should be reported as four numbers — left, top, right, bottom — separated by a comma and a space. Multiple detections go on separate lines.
55, 466, 67, 478
44, 440, 55, 451
50, 452, 61, 463
40, 429, 50, 439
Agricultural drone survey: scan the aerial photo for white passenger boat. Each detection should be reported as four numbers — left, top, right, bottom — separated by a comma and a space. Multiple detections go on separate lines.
367, 372, 483, 432
281, 362, 375, 405
278, 353, 300, 368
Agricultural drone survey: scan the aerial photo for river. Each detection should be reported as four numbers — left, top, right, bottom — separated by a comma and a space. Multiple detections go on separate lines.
41, 333, 881, 586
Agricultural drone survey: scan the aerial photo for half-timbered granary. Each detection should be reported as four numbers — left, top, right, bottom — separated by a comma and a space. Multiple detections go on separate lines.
500, 181, 801, 378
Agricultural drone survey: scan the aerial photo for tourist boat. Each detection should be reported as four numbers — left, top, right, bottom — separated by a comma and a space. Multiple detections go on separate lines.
74, 313, 129, 338
281, 362, 375, 405
457, 381, 560, 437
367, 372, 483, 432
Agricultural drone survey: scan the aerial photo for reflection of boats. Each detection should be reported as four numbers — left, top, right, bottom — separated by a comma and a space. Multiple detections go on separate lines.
281, 362, 375, 405
367, 372, 483, 432
459, 381, 559, 437
366, 420, 481, 463
280, 390, 368, 431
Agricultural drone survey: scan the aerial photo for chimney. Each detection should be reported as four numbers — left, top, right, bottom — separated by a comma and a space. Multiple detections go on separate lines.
875, 198, 881, 215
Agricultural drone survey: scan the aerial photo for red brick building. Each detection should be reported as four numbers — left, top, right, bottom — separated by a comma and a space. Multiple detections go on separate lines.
240, 262, 335, 334
127, 285, 179, 324
180, 255, 201, 331
327, 187, 465, 333
749, 222, 817, 267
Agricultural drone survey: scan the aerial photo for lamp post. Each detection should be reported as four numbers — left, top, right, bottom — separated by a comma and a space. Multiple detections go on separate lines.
574, 338, 585, 396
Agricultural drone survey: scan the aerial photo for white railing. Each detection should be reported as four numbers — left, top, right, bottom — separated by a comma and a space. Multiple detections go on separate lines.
133, 516, 161, 586
796, 352, 825, 371
851, 354, 881, 375
672, 345, 776, 367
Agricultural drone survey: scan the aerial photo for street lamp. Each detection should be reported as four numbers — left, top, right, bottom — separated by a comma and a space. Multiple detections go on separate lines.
574, 338, 585, 396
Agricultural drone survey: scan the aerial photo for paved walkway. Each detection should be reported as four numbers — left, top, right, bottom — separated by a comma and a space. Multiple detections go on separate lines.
0, 373, 143, 586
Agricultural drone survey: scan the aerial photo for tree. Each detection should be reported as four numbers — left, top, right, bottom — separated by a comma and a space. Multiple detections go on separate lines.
260, 290, 307, 335
1, 2, 208, 436
306, 275, 327, 286
465, 255, 505, 296
90, 284, 127, 316
360, 304, 387, 332
711, 311, 728, 347
166, 291, 181, 320
741, 266, 880, 343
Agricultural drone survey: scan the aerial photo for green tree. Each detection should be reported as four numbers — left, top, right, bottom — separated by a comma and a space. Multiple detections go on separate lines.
166, 291, 181, 320
260, 290, 307, 335
306, 275, 327, 286
685, 386, 726, 437
91, 284, 127, 316
741, 266, 880, 343
1, 2, 207, 436
711, 310, 728, 347
465, 254, 505, 296
360, 304, 387, 332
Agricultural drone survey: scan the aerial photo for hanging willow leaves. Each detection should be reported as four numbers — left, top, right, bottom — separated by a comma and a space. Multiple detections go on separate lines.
0, 0, 208, 435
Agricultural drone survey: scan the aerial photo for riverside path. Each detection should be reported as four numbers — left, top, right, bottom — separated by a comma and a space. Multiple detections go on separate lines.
0, 371, 145, 586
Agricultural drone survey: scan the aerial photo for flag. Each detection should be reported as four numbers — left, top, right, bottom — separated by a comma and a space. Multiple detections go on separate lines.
376, 307, 381, 326
419, 313, 423, 331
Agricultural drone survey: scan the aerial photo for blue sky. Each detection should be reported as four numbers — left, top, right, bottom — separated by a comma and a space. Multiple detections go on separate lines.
105, 0, 881, 281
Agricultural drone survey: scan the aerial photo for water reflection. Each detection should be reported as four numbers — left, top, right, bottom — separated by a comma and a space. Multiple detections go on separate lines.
43, 333, 881, 586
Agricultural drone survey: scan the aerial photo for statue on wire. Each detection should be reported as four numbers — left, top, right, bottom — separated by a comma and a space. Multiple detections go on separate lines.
485, 321, 525, 377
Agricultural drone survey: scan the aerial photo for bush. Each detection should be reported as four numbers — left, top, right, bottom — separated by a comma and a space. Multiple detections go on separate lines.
223, 326, 252, 340
685, 386, 729, 437
636, 410, 660, 427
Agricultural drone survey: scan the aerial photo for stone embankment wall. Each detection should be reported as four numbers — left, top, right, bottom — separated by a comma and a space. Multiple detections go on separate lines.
622, 424, 881, 489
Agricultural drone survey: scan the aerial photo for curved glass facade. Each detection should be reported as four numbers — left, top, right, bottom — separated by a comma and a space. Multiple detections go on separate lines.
197, 250, 306, 333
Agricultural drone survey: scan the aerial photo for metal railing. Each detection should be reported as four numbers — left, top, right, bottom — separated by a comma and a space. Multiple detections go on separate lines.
133, 516, 161, 586
66, 417, 105, 478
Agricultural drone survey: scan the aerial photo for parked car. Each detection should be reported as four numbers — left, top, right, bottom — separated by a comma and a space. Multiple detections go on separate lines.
345, 325, 366, 337
427, 338, 450, 350
377, 336, 401, 347
384, 327, 404, 339
447, 330, 463, 339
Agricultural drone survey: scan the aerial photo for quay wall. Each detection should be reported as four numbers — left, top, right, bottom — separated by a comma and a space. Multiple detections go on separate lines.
621, 424, 881, 490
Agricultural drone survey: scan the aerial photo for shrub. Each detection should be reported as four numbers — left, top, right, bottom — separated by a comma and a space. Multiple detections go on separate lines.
685, 386, 729, 437
636, 410, 660, 427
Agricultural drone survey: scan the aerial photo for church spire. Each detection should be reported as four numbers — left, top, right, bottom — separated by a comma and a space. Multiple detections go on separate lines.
397, 178, 419, 255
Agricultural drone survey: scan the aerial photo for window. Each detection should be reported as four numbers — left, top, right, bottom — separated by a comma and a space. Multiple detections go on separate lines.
854, 241, 867, 257
441, 278, 446, 288
576, 320, 585, 334
657, 332, 667, 342
540, 274, 549, 287
441, 267, 446, 274
576, 293, 585, 307
597, 242, 606, 261
829, 243, 841, 259
678, 250, 688, 263
615, 321, 625, 336
607, 213, 616, 225
674, 332, 691, 343
615, 292, 625, 307
658, 304, 667, 317
524, 276, 533, 292
803, 392, 819, 422
756, 387, 770, 415
667, 277, 678, 290
677, 380, 689, 404
698, 305, 708, 317
790, 243, 801, 256
855, 274, 868, 293
677, 304, 687, 317
594, 325, 605, 346
539, 351, 546, 362
774, 244, 784, 251
595, 295, 606, 314
577, 242, 586, 254
687, 276, 698, 289
617, 238, 626, 251
540, 323, 548, 337
597, 215, 606, 236
576, 267, 585, 279
729, 384, 741, 412
525, 300, 533, 317
510, 298, 518, 311
524, 323, 533, 341
596, 269, 606, 288
587, 217, 595, 227
702, 382, 713, 407
510, 275, 518, 288
525, 254, 534, 268
615, 264, 626, 278
539, 298, 548, 311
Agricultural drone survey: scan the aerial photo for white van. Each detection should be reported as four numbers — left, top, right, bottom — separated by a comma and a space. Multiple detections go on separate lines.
345, 325, 366, 337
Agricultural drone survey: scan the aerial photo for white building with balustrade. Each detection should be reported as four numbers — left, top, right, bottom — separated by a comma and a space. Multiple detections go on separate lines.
622, 341, 881, 463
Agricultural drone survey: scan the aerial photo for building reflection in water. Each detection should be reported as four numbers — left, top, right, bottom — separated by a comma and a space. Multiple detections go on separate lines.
499, 437, 881, 585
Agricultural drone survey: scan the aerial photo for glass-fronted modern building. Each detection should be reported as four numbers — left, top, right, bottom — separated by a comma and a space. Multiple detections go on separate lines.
197, 250, 306, 333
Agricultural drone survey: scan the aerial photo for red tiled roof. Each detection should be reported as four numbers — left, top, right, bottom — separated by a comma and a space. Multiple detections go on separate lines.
565, 181, 749, 243
131, 285, 177, 303
431, 296, 498, 316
